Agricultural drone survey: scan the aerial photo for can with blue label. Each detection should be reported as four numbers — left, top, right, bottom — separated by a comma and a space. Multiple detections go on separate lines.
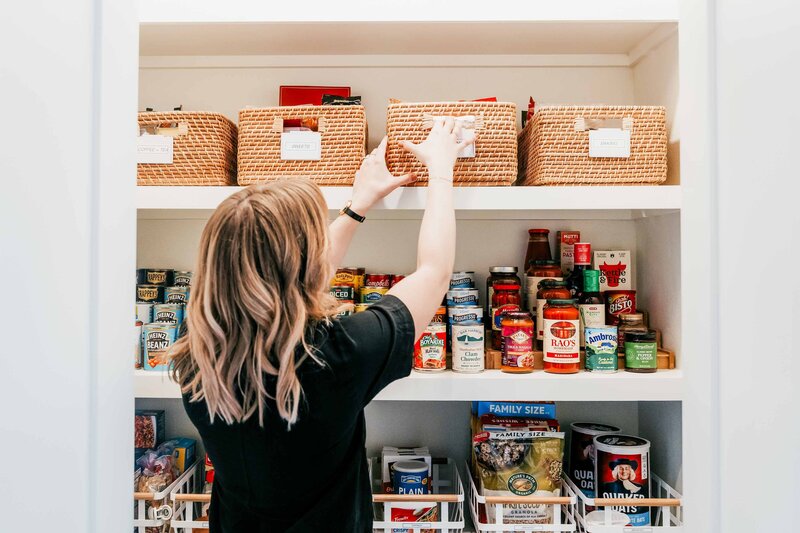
449, 271, 475, 289
584, 326, 618, 373
153, 303, 184, 325
446, 288, 479, 307
164, 286, 190, 305
173, 270, 193, 287
142, 322, 178, 371
391, 460, 430, 495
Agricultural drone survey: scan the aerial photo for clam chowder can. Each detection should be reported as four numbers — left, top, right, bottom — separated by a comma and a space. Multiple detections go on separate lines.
452, 321, 485, 373
594, 434, 651, 527
569, 422, 622, 500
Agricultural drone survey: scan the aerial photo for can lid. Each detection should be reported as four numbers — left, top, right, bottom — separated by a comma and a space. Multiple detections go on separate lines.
546, 298, 576, 305
528, 228, 550, 234
594, 434, 651, 451
391, 460, 430, 473
489, 266, 518, 273
494, 284, 521, 290
571, 422, 623, 435
625, 329, 656, 341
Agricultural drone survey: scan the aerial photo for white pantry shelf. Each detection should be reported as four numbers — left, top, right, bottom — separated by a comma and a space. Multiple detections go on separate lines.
135, 368, 684, 401
136, 185, 681, 220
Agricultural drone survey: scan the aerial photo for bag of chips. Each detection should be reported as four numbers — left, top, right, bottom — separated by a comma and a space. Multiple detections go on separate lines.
473, 430, 565, 525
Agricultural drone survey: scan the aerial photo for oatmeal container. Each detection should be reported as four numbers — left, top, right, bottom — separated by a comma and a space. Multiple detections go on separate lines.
569, 422, 622, 500
594, 434, 652, 527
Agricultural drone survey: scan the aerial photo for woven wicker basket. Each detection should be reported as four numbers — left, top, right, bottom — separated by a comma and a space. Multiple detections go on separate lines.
386, 101, 517, 186
237, 105, 367, 186
518, 106, 667, 186
137, 112, 237, 186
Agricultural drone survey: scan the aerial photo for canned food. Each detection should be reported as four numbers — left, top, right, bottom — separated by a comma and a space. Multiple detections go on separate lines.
330, 285, 355, 301
134, 322, 143, 369
142, 322, 178, 371
446, 288, 479, 307
334, 301, 355, 318
391, 460, 430, 495
361, 287, 388, 304
447, 306, 483, 324
173, 270, 193, 287
414, 322, 446, 372
430, 306, 446, 323
136, 268, 174, 286
137, 285, 164, 303
605, 290, 636, 326
452, 321, 485, 373
449, 271, 475, 289
365, 273, 392, 288
390, 274, 405, 287
354, 303, 370, 313
135, 303, 153, 324
594, 434, 651, 527
153, 303, 184, 325
584, 326, 618, 373
164, 286, 190, 304
569, 422, 622, 501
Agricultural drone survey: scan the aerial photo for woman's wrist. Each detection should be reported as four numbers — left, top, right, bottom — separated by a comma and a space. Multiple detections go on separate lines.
348, 197, 372, 217
426, 166, 454, 182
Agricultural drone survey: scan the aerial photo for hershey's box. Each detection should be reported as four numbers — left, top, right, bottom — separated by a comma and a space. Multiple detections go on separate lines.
557, 231, 581, 275
593, 250, 633, 291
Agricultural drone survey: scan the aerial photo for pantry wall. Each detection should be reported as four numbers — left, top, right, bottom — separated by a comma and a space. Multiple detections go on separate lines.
135, 15, 701, 531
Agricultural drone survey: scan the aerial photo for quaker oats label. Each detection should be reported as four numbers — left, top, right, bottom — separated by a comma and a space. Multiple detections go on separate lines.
594, 434, 651, 527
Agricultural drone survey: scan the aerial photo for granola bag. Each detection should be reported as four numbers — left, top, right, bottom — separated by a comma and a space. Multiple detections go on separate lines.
473, 430, 565, 525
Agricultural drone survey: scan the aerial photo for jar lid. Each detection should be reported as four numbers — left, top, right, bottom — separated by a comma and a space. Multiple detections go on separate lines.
528, 228, 550, 234
546, 298, 577, 305
619, 312, 645, 322
504, 311, 531, 319
490, 266, 518, 273
532, 259, 558, 266
494, 284, 521, 290
539, 279, 568, 288
625, 329, 656, 341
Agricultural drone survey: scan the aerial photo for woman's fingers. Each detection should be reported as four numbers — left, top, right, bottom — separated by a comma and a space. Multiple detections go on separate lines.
394, 173, 417, 187
456, 134, 476, 152
400, 140, 422, 158
443, 117, 455, 133
375, 136, 388, 158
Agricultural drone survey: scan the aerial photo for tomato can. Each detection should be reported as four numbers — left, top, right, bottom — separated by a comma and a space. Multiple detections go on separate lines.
164, 286, 190, 305
605, 290, 636, 325
414, 322, 447, 372
361, 286, 388, 304
569, 422, 622, 501
142, 322, 178, 371
449, 271, 475, 289
594, 434, 651, 527
365, 273, 392, 288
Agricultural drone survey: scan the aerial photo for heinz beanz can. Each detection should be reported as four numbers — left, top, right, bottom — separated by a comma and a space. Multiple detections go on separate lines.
594, 434, 651, 527
569, 422, 622, 500
142, 323, 178, 371
449, 271, 475, 289
173, 270, 193, 287
584, 326, 618, 373
164, 286, 190, 305
153, 303, 184, 325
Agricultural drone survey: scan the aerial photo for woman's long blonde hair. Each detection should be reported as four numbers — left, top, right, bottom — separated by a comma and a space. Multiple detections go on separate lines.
171, 180, 338, 427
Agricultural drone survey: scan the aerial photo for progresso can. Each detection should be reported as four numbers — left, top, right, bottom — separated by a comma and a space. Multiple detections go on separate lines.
594, 434, 652, 527
164, 286, 190, 304
153, 303, 184, 325
569, 423, 622, 501
449, 271, 475, 289
446, 289, 479, 307
142, 322, 178, 371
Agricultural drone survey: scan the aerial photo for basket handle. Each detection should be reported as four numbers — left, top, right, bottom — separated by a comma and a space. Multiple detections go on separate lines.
270, 116, 329, 133
133, 491, 156, 500
138, 121, 189, 137
594, 497, 681, 507
173, 493, 212, 503
574, 117, 633, 132
373, 494, 461, 503
485, 495, 573, 505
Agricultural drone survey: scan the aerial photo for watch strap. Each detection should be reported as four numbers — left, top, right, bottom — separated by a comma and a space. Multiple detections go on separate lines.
341, 203, 366, 223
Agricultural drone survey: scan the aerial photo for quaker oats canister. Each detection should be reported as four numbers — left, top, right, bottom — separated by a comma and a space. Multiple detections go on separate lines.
569, 422, 622, 500
594, 434, 652, 527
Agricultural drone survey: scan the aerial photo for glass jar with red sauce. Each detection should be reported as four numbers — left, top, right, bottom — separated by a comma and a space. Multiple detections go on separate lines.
501, 311, 535, 374
491, 284, 521, 350
543, 299, 581, 374
524, 229, 552, 272
536, 280, 572, 349
486, 267, 521, 331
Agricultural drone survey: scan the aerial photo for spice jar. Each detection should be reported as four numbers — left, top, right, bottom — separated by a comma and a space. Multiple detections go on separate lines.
617, 312, 646, 354
536, 280, 571, 349
543, 299, 580, 374
525, 259, 564, 314
624, 329, 658, 373
501, 311, 535, 374
491, 284, 521, 350
524, 229, 552, 272
486, 267, 520, 330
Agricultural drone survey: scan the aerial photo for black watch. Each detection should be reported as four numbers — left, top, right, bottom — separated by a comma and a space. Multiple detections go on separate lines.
340, 200, 366, 223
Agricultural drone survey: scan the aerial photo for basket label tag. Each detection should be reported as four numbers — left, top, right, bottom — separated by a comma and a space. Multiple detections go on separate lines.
281, 131, 321, 160
589, 128, 630, 158
137, 134, 173, 164
457, 129, 476, 158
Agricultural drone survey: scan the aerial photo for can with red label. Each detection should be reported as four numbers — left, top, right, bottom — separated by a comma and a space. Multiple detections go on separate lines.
594, 434, 651, 527
605, 290, 637, 326
414, 322, 447, 372
365, 273, 392, 288
390, 274, 405, 287
569, 422, 622, 502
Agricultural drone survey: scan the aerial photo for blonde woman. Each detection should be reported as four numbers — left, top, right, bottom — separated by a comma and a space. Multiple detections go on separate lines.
171, 118, 471, 532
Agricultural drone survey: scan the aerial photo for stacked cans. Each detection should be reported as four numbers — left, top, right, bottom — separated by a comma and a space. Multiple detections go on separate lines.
446, 272, 484, 373
330, 268, 406, 317
135, 268, 192, 371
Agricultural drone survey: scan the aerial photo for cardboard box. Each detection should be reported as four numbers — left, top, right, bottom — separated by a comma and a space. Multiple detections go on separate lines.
557, 231, 580, 275
593, 250, 633, 291
171, 437, 197, 474
471, 401, 557, 419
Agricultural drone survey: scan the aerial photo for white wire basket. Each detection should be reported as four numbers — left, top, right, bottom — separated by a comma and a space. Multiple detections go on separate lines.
371, 457, 465, 533
134, 461, 200, 533
466, 462, 578, 532
563, 473, 683, 532
170, 490, 210, 533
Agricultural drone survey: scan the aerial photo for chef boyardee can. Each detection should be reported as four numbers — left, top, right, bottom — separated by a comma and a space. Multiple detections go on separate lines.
142, 322, 178, 371
153, 303, 184, 325
164, 286, 190, 305
584, 326, 618, 373
594, 434, 651, 527
173, 270, 193, 287
137, 285, 164, 304
449, 271, 475, 289
569, 422, 622, 501
136, 268, 174, 286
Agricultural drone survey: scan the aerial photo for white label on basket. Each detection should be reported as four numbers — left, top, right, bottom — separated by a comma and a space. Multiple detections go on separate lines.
137, 134, 173, 164
589, 128, 630, 158
456, 129, 476, 158
281, 131, 321, 160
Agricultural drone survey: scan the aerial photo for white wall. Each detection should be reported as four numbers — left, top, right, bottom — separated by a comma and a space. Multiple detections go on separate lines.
0, 1, 137, 532
715, 1, 800, 531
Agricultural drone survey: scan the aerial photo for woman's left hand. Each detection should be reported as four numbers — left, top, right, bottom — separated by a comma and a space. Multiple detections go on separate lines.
350, 136, 416, 214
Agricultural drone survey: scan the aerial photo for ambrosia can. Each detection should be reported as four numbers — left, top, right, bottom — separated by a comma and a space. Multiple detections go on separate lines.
584, 326, 618, 373
569, 422, 622, 500
142, 322, 178, 371
446, 289, 479, 307
136, 268, 174, 286
153, 303, 184, 325
173, 270, 193, 287
137, 285, 164, 303
164, 286, 190, 304
365, 273, 392, 288
594, 434, 652, 527
449, 271, 475, 289
414, 322, 446, 372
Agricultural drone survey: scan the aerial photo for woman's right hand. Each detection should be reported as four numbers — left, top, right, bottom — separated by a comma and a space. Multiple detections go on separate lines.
400, 117, 474, 178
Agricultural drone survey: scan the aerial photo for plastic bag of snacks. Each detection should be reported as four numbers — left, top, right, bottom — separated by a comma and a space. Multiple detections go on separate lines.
473, 430, 564, 525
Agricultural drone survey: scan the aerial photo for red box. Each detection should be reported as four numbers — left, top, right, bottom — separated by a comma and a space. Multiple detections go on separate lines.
279, 86, 351, 106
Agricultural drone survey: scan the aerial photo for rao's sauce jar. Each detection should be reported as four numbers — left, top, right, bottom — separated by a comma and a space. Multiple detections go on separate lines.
543, 299, 581, 374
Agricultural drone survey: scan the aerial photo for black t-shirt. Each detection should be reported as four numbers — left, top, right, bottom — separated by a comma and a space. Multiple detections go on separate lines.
183, 295, 415, 533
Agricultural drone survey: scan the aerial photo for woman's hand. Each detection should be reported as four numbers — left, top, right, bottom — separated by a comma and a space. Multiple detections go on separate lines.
401, 117, 474, 179
350, 137, 416, 214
